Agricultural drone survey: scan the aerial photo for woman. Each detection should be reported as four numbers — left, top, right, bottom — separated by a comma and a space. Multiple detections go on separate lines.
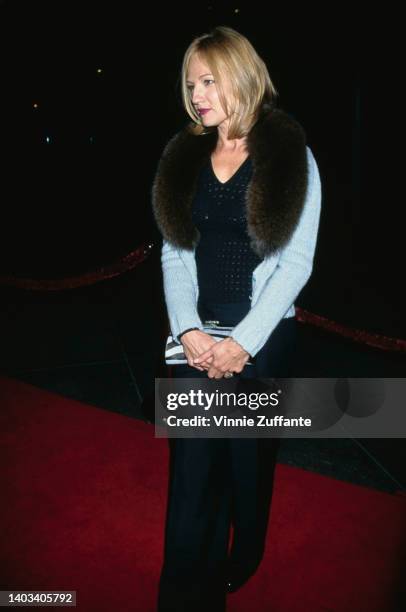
152, 26, 321, 611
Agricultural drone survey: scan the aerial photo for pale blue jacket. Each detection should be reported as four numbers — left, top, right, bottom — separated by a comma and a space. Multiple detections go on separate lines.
161, 146, 321, 357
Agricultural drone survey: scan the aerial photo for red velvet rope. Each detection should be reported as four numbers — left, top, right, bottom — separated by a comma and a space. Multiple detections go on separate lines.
0, 243, 152, 291
0, 242, 404, 353
295, 307, 406, 353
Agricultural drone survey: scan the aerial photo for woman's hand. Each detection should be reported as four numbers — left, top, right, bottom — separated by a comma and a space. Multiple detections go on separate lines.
180, 330, 218, 371
193, 337, 251, 379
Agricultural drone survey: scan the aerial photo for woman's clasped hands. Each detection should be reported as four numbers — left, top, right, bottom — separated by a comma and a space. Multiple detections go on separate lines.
180, 330, 250, 379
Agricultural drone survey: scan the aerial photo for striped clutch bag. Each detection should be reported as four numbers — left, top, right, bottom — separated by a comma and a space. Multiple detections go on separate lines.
165, 323, 253, 366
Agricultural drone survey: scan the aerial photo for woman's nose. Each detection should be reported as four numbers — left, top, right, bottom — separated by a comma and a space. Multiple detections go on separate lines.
191, 86, 204, 105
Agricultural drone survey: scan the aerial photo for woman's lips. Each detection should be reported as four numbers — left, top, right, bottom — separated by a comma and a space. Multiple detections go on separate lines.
198, 109, 211, 115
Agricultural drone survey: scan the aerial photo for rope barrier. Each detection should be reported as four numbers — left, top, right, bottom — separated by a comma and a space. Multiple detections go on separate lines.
0, 242, 404, 353
0, 243, 153, 291
296, 307, 406, 353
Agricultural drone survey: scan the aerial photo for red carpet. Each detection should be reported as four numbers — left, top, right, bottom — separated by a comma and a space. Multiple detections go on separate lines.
1, 376, 405, 611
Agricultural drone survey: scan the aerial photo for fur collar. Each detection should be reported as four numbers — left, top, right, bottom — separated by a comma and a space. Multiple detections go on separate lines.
152, 108, 308, 258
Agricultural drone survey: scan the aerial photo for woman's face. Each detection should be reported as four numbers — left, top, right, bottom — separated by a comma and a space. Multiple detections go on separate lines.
186, 54, 232, 129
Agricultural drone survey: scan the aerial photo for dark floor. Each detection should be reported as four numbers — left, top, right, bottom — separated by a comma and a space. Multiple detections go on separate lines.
1, 251, 405, 496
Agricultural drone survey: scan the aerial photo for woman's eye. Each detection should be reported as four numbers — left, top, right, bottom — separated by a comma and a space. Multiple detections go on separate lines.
186, 79, 214, 93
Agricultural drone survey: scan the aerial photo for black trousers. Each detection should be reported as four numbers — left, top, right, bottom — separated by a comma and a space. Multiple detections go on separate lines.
158, 303, 296, 611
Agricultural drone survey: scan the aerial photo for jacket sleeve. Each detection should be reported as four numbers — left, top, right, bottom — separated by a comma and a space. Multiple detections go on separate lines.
161, 240, 204, 342
231, 146, 322, 357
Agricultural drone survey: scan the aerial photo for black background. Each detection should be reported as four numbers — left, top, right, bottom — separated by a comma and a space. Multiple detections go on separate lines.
0, 2, 401, 339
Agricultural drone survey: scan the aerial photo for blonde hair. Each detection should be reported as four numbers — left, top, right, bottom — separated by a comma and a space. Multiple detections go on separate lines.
181, 26, 278, 139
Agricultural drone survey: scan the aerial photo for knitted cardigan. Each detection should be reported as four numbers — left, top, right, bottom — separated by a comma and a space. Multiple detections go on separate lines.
152, 108, 322, 357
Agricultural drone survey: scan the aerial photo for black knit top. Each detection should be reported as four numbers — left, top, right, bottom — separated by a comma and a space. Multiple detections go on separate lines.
191, 155, 262, 304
